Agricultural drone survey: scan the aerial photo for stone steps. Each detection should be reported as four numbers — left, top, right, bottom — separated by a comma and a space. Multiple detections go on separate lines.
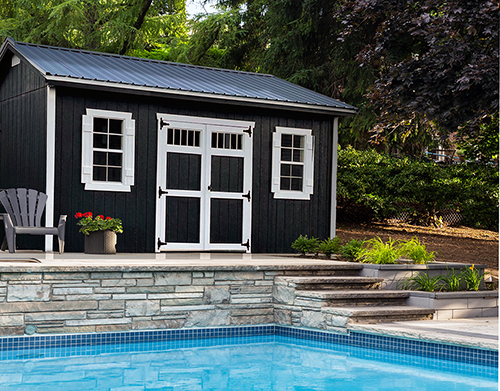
295, 290, 410, 307
275, 276, 384, 291
273, 274, 435, 327
322, 306, 435, 324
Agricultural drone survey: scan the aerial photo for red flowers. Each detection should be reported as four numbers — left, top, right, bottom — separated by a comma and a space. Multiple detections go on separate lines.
105, 217, 111, 220
74, 212, 83, 218
97, 215, 104, 220
74, 212, 94, 219
75, 212, 123, 235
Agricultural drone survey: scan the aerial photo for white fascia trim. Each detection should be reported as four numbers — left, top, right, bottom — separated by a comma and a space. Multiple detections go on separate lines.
45, 86, 56, 252
330, 117, 339, 238
157, 113, 255, 129
46, 76, 358, 116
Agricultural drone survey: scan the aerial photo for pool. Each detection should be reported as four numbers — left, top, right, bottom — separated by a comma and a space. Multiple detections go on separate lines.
0, 326, 497, 390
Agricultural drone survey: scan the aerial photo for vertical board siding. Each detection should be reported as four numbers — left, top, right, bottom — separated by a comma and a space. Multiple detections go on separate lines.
53, 88, 335, 253
0, 61, 47, 250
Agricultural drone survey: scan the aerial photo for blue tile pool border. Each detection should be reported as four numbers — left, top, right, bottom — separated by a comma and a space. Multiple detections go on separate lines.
0, 325, 497, 368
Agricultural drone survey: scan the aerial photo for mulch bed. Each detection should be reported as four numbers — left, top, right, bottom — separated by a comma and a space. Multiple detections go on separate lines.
335, 222, 499, 280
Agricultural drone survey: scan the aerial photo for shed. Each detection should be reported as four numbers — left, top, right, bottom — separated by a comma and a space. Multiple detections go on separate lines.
0, 38, 357, 253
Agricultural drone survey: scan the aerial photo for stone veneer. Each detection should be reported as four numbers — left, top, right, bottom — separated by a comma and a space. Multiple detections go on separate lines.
0, 267, 344, 336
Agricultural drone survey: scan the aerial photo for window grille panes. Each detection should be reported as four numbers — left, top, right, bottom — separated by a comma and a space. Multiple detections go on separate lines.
280, 134, 304, 191
211, 132, 243, 150
167, 128, 201, 147
92, 118, 123, 182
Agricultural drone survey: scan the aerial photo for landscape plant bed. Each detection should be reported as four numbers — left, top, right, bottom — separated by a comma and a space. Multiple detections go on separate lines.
406, 290, 498, 320
359, 261, 487, 290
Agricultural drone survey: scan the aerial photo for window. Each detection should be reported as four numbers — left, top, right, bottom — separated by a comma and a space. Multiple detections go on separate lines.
81, 109, 135, 192
271, 127, 314, 199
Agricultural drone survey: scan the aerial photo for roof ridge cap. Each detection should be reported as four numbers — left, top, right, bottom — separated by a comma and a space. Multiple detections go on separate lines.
13, 40, 275, 78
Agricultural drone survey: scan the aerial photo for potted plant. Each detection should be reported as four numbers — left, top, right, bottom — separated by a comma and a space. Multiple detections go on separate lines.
75, 212, 123, 254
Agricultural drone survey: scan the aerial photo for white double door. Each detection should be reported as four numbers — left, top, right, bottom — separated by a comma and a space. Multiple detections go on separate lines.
155, 114, 254, 252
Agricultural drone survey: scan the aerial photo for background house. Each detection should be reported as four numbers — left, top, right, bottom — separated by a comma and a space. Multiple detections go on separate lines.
0, 38, 357, 253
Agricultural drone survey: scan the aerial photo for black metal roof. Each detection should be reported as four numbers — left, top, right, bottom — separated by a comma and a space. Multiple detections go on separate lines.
1, 38, 358, 115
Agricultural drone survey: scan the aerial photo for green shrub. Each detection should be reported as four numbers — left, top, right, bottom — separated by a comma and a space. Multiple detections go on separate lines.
398, 237, 435, 264
337, 146, 499, 230
291, 235, 319, 255
339, 238, 365, 261
358, 237, 402, 264
318, 237, 343, 257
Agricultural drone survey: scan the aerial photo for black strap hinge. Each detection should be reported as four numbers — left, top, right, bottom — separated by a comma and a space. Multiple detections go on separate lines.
160, 119, 169, 129
158, 186, 168, 198
243, 126, 252, 137
241, 239, 250, 250
157, 238, 167, 249
242, 190, 251, 201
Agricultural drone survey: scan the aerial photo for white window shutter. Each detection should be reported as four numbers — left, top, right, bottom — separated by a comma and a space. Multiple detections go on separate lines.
123, 118, 135, 186
271, 132, 281, 194
81, 113, 93, 185
305, 135, 315, 194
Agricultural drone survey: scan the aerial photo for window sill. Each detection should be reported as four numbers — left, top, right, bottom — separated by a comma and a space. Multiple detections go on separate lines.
84, 182, 132, 192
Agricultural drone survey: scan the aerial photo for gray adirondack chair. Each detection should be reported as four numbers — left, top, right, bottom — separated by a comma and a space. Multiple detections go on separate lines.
0, 189, 66, 253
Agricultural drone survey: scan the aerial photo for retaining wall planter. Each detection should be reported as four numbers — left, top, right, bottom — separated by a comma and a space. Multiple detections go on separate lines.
359, 262, 486, 290
407, 290, 498, 320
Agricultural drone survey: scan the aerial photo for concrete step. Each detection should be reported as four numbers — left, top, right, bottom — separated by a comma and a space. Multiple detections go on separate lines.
280, 264, 363, 277
323, 305, 435, 324
275, 276, 384, 291
295, 290, 410, 307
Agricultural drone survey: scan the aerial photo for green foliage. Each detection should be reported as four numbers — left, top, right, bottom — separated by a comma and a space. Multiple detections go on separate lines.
462, 265, 486, 291
399, 265, 487, 292
339, 238, 365, 261
440, 269, 462, 292
0, 0, 187, 55
291, 235, 319, 255
75, 212, 123, 235
358, 237, 402, 264
318, 237, 343, 257
337, 146, 499, 230
399, 237, 435, 264
399, 272, 443, 292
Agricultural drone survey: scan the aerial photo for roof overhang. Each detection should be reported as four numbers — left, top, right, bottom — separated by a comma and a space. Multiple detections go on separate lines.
46, 76, 358, 117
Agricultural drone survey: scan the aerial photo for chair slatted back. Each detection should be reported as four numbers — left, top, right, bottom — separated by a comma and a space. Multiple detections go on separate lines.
0, 188, 47, 227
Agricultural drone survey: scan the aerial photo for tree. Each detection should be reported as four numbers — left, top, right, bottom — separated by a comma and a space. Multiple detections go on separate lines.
0, 0, 187, 54
340, 0, 499, 156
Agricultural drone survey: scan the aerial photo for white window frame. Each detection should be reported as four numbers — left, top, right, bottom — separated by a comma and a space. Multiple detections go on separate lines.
81, 109, 135, 192
271, 126, 314, 200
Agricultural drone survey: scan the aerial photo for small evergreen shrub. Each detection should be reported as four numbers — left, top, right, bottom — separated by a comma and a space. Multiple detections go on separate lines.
318, 237, 343, 257
340, 238, 365, 261
291, 235, 319, 255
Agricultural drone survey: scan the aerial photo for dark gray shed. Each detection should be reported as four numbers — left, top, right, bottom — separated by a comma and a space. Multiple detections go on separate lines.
0, 38, 357, 253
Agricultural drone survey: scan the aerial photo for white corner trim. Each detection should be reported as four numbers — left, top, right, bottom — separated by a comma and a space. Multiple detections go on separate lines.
330, 117, 339, 238
45, 86, 56, 252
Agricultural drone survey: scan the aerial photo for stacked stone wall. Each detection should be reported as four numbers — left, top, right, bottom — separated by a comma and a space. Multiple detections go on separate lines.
0, 270, 282, 336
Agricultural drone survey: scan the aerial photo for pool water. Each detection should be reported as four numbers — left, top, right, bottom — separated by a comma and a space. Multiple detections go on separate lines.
0, 335, 497, 390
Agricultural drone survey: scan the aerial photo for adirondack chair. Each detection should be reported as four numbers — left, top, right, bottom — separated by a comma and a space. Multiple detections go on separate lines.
0, 189, 66, 253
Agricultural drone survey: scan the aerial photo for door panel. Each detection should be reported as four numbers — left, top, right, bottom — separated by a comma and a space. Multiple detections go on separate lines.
210, 156, 243, 193
210, 198, 243, 244
167, 152, 201, 191
166, 196, 200, 243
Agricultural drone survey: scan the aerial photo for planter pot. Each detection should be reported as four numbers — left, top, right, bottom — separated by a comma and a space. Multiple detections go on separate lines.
84, 230, 117, 254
